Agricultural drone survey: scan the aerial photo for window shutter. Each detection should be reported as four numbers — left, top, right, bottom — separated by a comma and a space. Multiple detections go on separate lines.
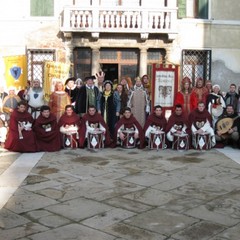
198, 0, 208, 19
31, 0, 54, 16
178, 0, 186, 19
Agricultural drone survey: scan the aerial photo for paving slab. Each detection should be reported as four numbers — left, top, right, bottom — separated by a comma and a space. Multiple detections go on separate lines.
1, 147, 240, 240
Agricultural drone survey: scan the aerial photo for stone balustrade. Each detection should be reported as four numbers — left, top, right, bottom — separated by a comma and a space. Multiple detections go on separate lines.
60, 5, 178, 40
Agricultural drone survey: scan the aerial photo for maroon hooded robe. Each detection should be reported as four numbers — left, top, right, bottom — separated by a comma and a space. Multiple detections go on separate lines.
143, 112, 167, 133
5, 109, 37, 152
113, 114, 145, 149
79, 112, 112, 148
33, 113, 61, 152
58, 112, 81, 148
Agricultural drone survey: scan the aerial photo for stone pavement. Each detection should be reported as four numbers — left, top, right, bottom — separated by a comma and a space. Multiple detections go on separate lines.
0, 146, 240, 240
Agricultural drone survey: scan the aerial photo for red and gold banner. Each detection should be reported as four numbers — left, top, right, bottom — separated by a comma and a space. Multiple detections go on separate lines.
43, 61, 70, 101
3, 55, 27, 91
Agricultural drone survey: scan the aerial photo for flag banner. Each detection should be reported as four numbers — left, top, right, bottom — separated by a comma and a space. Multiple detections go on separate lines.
43, 61, 70, 101
3, 55, 27, 91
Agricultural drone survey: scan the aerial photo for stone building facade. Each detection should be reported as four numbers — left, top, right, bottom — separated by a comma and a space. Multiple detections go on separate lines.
0, 0, 240, 92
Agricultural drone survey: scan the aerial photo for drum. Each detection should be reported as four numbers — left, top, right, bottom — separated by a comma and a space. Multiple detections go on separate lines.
172, 133, 189, 151
148, 130, 166, 150
61, 125, 79, 149
87, 130, 104, 149
121, 130, 136, 148
193, 132, 211, 150
63, 132, 78, 149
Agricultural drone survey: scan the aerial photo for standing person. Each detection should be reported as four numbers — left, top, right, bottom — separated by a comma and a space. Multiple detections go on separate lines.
144, 105, 167, 143
120, 76, 132, 94
205, 80, 213, 93
24, 79, 45, 119
4, 101, 37, 152
165, 104, 190, 148
224, 83, 239, 113
99, 80, 120, 138
95, 71, 105, 93
141, 74, 151, 99
75, 76, 100, 117
189, 102, 216, 149
75, 78, 83, 89
128, 76, 150, 127
64, 77, 78, 107
174, 77, 197, 116
215, 104, 240, 148
115, 84, 128, 116
113, 107, 145, 149
2, 86, 21, 122
79, 105, 112, 148
206, 84, 226, 127
33, 105, 61, 152
48, 81, 71, 122
192, 78, 209, 104
58, 105, 81, 149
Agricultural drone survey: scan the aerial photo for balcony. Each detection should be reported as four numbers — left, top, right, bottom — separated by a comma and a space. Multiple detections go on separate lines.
60, 5, 178, 41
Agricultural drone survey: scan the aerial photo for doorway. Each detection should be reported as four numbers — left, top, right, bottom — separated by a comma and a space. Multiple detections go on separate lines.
101, 64, 118, 82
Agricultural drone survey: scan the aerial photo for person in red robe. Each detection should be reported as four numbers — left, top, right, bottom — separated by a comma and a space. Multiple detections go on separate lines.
5, 100, 37, 152
165, 104, 191, 147
113, 107, 145, 149
33, 105, 61, 152
192, 78, 209, 104
189, 101, 216, 148
58, 104, 81, 148
79, 105, 112, 148
174, 77, 197, 116
144, 105, 167, 149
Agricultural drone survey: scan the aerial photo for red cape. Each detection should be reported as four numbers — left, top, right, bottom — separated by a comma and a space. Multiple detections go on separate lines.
113, 114, 145, 149
143, 113, 167, 133
79, 112, 112, 148
165, 112, 191, 135
58, 112, 81, 148
33, 113, 61, 152
5, 109, 37, 152
189, 108, 213, 129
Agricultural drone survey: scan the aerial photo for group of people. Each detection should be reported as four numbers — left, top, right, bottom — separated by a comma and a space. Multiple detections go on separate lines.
1, 73, 240, 152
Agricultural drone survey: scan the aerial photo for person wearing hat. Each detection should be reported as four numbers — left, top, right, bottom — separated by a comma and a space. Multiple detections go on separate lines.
175, 77, 197, 116
75, 76, 100, 117
99, 80, 120, 138
206, 84, 226, 127
64, 77, 78, 107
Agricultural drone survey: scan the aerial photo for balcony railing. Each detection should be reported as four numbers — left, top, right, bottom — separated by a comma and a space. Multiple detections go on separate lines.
60, 5, 178, 40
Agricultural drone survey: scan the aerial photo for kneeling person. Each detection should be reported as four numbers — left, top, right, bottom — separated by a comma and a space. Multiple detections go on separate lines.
113, 107, 144, 149
189, 102, 216, 149
79, 105, 111, 148
33, 105, 61, 152
144, 105, 167, 149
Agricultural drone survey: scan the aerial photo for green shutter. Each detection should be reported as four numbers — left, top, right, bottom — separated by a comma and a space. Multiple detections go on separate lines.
31, 0, 54, 17
198, 0, 208, 19
178, 0, 186, 19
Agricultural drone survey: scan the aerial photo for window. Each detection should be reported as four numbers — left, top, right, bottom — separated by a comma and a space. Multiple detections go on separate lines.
182, 49, 211, 86
73, 48, 92, 80
178, 0, 208, 19
30, 0, 54, 17
27, 49, 55, 83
